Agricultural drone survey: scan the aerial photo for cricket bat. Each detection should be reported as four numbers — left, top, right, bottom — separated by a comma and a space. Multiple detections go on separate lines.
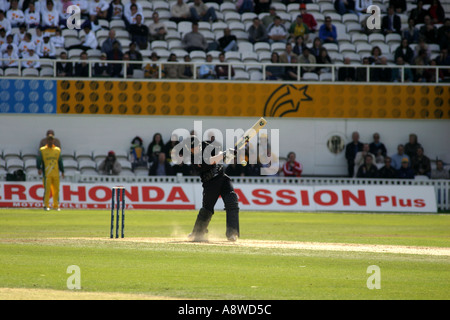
235, 117, 267, 150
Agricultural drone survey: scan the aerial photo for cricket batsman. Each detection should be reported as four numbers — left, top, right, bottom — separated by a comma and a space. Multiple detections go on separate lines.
37, 135, 65, 211
186, 135, 240, 242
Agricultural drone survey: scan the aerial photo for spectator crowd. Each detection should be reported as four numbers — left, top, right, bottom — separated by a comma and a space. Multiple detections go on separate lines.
0, 0, 448, 81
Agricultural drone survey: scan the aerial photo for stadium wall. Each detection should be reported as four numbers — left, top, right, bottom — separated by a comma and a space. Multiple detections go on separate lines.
0, 78, 449, 176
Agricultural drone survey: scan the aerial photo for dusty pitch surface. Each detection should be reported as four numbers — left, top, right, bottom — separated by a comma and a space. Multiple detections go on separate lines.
73, 237, 450, 256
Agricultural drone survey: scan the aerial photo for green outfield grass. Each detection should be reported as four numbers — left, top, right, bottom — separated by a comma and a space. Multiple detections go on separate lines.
0, 209, 449, 300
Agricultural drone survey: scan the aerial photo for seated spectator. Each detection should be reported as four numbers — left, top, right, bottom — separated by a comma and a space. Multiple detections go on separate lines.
267, 16, 288, 44
266, 52, 285, 80
2, 44, 19, 69
72, 0, 89, 18
431, 160, 449, 179
1, 34, 18, 56
391, 144, 410, 170
182, 22, 208, 52
94, 52, 110, 77
404, 133, 422, 159
37, 34, 56, 59
179, 54, 194, 79
394, 39, 414, 65
355, 0, 372, 16
125, 3, 143, 26
107, 0, 125, 21
129, 136, 146, 169
69, 25, 98, 50
371, 56, 392, 82
22, 47, 40, 69
163, 53, 182, 79
279, 42, 297, 64
334, 0, 355, 15
0, 10, 12, 35
0, 27, 6, 47
356, 56, 370, 81
413, 49, 434, 82
403, 18, 420, 44
378, 157, 397, 179
24, 1, 40, 28
74, 51, 89, 77
18, 32, 35, 57
381, 5, 401, 35
149, 152, 173, 176
419, 15, 438, 44
389, 0, 406, 13
316, 47, 332, 74
357, 155, 378, 178
98, 151, 122, 175
396, 158, 415, 179
262, 6, 277, 28
369, 133, 387, 158
283, 152, 303, 177
309, 37, 322, 59
215, 52, 235, 80
129, 13, 149, 50
354, 143, 376, 175
56, 51, 73, 77
144, 52, 160, 78
106, 41, 124, 77
121, 53, 134, 78
428, 0, 445, 25
170, 0, 191, 23
41, 0, 59, 29
345, 131, 363, 177
369, 46, 382, 65
124, 0, 143, 25
293, 35, 306, 56
125, 42, 142, 69
147, 133, 165, 164
102, 30, 121, 54
164, 134, 180, 163
338, 57, 356, 81
149, 12, 167, 42
298, 47, 316, 74
218, 28, 237, 52
391, 56, 413, 82
199, 54, 216, 79
413, 39, 431, 60
437, 18, 450, 46
411, 147, 431, 177
299, 3, 317, 32
6, 0, 25, 28
88, 0, 109, 20
190, 0, 217, 22
409, 0, 428, 25
289, 15, 311, 42
248, 17, 268, 44
435, 48, 450, 81
319, 16, 337, 44
51, 28, 64, 48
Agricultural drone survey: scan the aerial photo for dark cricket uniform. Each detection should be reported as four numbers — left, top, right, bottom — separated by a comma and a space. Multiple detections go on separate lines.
189, 141, 240, 241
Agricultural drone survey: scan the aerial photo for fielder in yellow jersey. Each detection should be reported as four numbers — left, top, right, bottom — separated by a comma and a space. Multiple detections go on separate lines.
37, 135, 65, 211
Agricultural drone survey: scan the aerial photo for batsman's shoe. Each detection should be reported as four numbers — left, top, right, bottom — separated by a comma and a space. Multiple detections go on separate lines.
44, 207, 50, 211
187, 231, 208, 242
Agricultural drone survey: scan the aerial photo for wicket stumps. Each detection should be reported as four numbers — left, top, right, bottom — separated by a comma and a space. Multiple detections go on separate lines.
110, 186, 125, 238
